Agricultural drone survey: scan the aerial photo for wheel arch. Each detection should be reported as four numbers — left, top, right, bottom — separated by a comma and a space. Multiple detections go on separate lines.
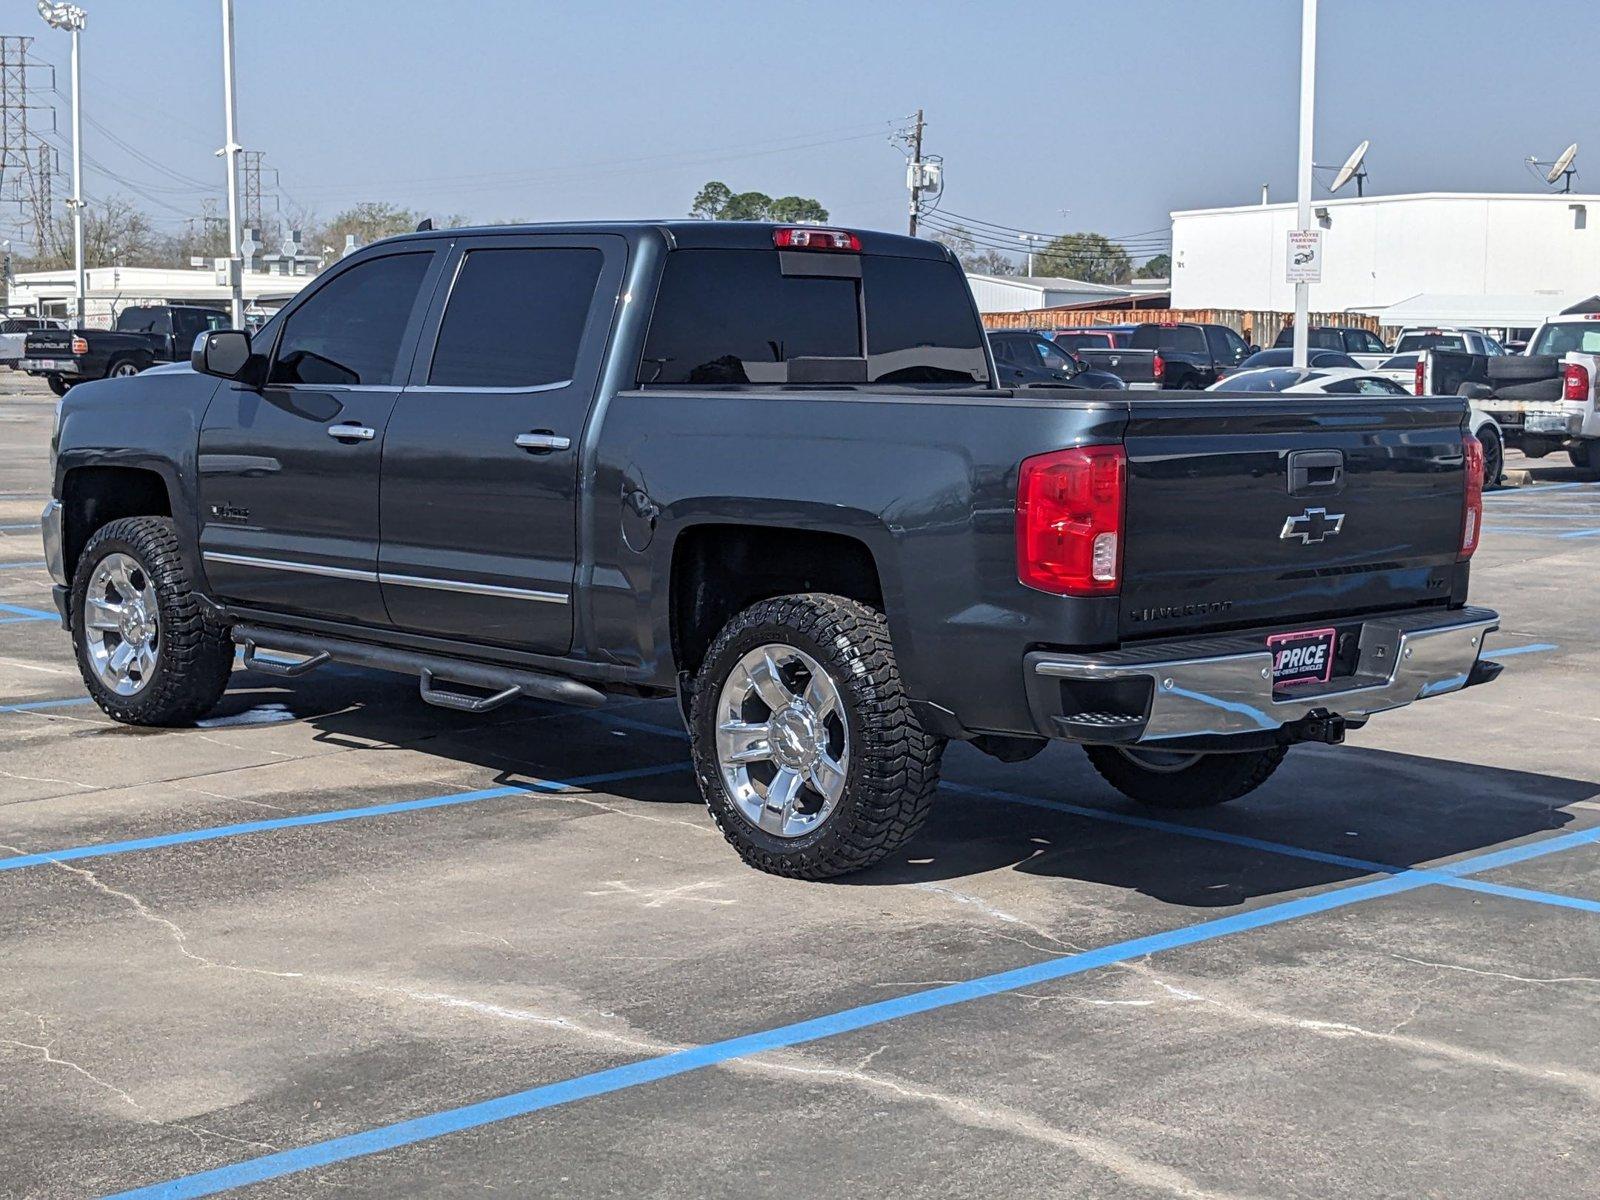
667, 521, 885, 682
60, 465, 175, 585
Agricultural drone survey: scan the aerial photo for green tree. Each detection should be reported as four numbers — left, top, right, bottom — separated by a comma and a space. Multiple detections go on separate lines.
1034, 231, 1133, 285
1137, 253, 1171, 279
688, 180, 828, 222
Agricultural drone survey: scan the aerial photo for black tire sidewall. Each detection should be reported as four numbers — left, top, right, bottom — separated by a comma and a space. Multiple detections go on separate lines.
1479, 427, 1503, 489
692, 608, 874, 863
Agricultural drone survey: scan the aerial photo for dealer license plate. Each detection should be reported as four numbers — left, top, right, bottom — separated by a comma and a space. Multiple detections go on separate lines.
1267, 626, 1337, 689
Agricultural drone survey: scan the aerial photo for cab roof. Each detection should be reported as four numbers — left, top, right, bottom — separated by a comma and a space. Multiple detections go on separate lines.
379, 220, 954, 260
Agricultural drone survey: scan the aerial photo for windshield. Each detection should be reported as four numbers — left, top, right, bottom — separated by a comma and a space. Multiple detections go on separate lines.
1529, 321, 1600, 357
639, 250, 990, 386
1395, 332, 1466, 353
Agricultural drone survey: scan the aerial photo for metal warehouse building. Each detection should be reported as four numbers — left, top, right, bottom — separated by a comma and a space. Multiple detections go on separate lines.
1170, 192, 1600, 330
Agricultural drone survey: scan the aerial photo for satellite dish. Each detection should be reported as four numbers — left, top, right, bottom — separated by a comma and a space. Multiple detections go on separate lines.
1546, 143, 1579, 191
1330, 140, 1370, 196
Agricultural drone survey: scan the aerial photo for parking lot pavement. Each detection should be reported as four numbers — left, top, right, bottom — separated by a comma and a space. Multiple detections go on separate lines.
3, 374, 1599, 1198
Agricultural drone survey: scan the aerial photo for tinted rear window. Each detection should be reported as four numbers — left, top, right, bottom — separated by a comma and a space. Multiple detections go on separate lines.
1395, 332, 1466, 353
638, 250, 988, 386
1130, 324, 1205, 354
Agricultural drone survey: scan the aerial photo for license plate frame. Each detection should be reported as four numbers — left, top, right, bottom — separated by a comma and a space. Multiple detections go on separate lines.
1267, 626, 1337, 689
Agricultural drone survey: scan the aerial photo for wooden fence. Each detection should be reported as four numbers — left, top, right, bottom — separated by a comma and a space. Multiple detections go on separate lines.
981, 308, 1382, 345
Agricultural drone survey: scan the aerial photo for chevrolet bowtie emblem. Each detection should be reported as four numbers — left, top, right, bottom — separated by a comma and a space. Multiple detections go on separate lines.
1280, 507, 1345, 545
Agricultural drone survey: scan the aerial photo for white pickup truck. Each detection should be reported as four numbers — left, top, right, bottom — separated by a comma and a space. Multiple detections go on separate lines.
1416, 312, 1600, 470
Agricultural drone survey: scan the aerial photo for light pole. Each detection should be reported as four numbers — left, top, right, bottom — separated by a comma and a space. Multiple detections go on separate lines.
1018, 233, 1043, 276
37, 2, 86, 327
218, 0, 243, 328
1292, 0, 1317, 369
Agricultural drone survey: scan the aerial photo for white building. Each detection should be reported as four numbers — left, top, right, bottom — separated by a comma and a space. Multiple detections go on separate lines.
6, 265, 315, 328
966, 273, 1166, 314
1170, 192, 1600, 332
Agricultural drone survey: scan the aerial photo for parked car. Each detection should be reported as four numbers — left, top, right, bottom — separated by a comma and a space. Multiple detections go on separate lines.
0, 316, 66, 369
1414, 309, 1600, 470
1077, 321, 1252, 389
1271, 325, 1390, 368
21, 304, 232, 395
1048, 325, 1137, 354
43, 220, 1501, 879
1212, 367, 1504, 489
1231, 348, 1361, 376
988, 330, 1127, 389
1394, 327, 1505, 357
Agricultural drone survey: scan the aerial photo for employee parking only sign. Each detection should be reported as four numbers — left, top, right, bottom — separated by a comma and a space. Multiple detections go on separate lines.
1286, 229, 1323, 283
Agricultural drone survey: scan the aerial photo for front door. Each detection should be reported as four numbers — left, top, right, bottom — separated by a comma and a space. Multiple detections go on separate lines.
198, 248, 442, 625
377, 234, 624, 652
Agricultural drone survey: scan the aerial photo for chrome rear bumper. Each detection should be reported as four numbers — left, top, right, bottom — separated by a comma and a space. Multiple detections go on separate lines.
1027, 606, 1499, 745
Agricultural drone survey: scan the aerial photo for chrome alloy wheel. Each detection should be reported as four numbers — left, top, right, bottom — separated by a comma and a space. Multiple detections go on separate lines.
109, 361, 140, 377
83, 552, 160, 696
1116, 747, 1204, 773
715, 643, 849, 839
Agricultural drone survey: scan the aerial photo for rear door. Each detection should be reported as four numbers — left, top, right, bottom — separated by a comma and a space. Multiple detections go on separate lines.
376, 233, 624, 652
1118, 396, 1468, 638
198, 248, 443, 625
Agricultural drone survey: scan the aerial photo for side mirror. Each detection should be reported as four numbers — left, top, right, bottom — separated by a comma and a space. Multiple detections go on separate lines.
192, 329, 253, 381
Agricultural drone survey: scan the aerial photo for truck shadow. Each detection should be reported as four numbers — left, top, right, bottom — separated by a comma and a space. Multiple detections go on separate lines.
215, 665, 1596, 911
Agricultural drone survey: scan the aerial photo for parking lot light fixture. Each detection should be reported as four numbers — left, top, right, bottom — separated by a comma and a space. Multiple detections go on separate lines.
36, 2, 87, 327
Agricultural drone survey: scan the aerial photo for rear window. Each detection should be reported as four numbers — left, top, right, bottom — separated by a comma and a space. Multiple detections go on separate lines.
1053, 331, 1110, 352
115, 308, 166, 334
638, 250, 989, 386
1219, 368, 1314, 392
1529, 322, 1600, 357
1130, 324, 1205, 354
1395, 332, 1466, 353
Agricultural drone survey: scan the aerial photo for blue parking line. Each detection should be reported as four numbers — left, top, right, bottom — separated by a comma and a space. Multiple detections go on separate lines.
1486, 482, 1596, 499
0, 601, 56, 620
1443, 876, 1600, 914
104, 871, 1427, 1200
0, 560, 46, 570
0, 522, 40, 531
1488, 642, 1558, 657
1558, 527, 1600, 539
0, 695, 93, 714
0, 762, 688, 874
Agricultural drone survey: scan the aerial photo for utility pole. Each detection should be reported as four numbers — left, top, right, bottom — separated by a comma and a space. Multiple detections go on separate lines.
906, 107, 923, 236
218, 0, 243, 328
1291, 0, 1316, 370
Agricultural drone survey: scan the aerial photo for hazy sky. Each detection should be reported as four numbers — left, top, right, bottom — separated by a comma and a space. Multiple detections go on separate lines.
16, 0, 1600, 264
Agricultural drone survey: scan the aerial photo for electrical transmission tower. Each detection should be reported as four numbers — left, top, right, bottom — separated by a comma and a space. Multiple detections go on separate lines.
240, 148, 263, 235
0, 36, 57, 259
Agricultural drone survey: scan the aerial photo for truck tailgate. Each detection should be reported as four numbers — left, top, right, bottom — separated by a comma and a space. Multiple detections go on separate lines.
1118, 396, 1469, 638
1078, 348, 1158, 388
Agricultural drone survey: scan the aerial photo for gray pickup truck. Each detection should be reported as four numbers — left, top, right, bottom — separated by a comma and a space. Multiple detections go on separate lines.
43, 221, 1501, 878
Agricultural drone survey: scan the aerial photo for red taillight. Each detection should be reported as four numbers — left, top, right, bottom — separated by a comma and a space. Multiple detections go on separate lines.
70, 335, 87, 355
773, 227, 860, 252
1414, 356, 1426, 396
1564, 361, 1590, 402
1460, 433, 1483, 560
1152, 352, 1165, 381
1016, 445, 1127, 596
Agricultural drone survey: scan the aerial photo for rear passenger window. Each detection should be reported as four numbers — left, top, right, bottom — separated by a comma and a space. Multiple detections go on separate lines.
430, 247, 604, 388
269, 252, 432, 387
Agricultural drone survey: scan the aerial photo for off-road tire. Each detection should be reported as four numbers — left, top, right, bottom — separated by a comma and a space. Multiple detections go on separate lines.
70, 516, 233, 725
1083, 744, 1288, 810
690, 594, 944, 879
1493, 377, 1564, 403
1487, 354, 1561, 385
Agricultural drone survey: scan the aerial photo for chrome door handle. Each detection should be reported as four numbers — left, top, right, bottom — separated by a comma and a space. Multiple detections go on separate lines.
514, 431, 571, 452
327, 424, 376, 441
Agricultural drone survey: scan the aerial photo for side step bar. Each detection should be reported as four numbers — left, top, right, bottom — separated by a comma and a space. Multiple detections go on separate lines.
232, 624, 606, 713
